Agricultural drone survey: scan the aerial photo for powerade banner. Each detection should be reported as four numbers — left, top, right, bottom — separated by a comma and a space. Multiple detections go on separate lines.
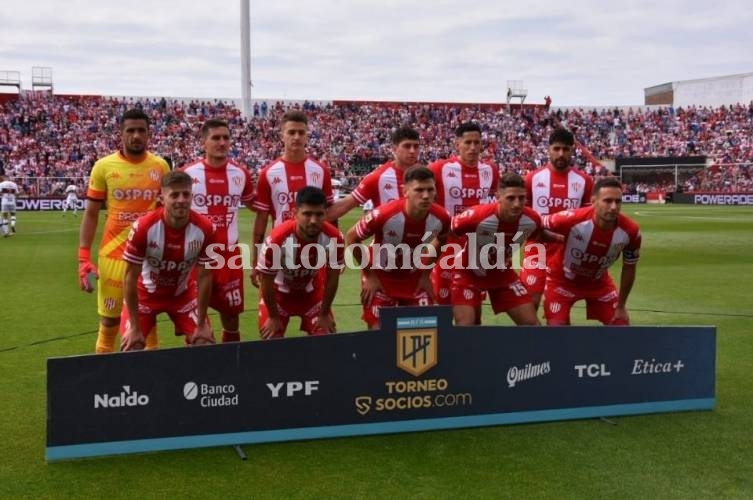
671, 192, 753, 205
16, 198, 85, 211
622, 193, 647, 204
46, 307, 716, 461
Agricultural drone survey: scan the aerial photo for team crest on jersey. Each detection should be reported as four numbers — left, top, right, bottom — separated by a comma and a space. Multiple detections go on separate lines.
104, 297, 117, 311
309, 172, 321, 184
188, 239, 202, 254
149, 169, 161, 182
232, 176, 243, 187
549, 302, 562, 313
571, 182, 581, 192
482, 170, 491, 181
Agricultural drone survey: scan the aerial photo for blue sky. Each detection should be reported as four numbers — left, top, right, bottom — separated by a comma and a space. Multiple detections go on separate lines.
1, 0, 751, 105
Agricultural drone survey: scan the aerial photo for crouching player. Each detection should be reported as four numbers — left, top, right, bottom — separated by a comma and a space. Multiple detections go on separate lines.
542, 176, 642, 326
256, 186, 344, 339
450, 173, 542, 326
120, 171, 217, 351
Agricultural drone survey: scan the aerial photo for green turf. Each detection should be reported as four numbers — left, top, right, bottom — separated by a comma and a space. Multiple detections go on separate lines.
0, 205, 752, 499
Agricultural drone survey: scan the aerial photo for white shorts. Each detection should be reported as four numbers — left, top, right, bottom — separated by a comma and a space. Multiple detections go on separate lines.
1, 202, 16, 214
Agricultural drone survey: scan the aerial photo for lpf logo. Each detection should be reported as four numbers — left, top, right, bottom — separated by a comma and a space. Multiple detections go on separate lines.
397, 329, 437, 377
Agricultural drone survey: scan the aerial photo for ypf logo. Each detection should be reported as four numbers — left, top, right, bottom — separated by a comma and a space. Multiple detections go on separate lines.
397, 329, 437, 377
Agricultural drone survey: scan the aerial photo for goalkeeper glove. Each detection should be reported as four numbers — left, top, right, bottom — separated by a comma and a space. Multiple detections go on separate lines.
78, 247, 99, 293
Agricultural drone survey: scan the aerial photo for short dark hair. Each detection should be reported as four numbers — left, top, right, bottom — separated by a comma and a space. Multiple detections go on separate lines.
592, 176, 622, 195
403, 165, 434, 184
549, 127, 575, 146
499, 172, 525, 190
455, 122, 482, 137
161, 170, 193, 190
391, 126, 420, 145
296, 186, 327, 207
120, 108, 150, 128
201, 119, 229, 138
282, 110, 308, 127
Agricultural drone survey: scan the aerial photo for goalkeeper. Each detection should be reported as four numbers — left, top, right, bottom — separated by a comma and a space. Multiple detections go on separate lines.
78, 109, 170, 353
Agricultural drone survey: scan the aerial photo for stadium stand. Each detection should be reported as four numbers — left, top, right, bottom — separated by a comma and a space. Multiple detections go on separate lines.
1, 92, 751, 196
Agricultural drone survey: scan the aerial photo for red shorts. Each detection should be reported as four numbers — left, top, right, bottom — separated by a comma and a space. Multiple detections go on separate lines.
544, 276, 627, 325
209, 264, 245, 315
121, 291, 202, 341
431, 244, 458, 305
258, 290, 332, 338
451, 270, 532, 313
362, 289, 433, 327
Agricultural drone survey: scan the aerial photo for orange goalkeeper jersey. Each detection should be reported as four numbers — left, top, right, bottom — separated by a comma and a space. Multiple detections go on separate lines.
87, 151, 170, 259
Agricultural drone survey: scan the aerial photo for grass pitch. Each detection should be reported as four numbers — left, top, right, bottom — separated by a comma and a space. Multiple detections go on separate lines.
0, 205, 751, 499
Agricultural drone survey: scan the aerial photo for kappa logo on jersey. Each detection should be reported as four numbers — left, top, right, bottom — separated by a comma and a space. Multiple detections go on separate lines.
536, 182, 546, 188
148, 240, 159, 249
387, 230, 398, 237
272, 177, 283, 185
149, 169, 161, 182
574, 233, 584, 242
384, 183, 394, 191
192, 177, 200, 184
446, 170, 457, 178
106, 171, 122, 180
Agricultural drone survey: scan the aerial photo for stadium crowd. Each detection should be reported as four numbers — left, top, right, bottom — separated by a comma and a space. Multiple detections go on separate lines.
1, 93, 752, 196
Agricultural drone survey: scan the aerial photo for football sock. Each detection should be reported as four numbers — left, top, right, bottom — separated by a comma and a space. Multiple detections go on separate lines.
95, 325, 119, 353
222, 329, 240, 343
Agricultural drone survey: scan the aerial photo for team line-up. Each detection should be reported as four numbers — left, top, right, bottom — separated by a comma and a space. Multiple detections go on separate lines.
63, 108, 640, 353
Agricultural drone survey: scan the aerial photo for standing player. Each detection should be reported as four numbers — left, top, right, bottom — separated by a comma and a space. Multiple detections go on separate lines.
450, 173, 541, 326
120, 171, 216, 351
327, 126, 421, 220
542, 177, 641, 326
429, 122, 499, 314
251, 111, 334, 285
521, 127, 593, 310
0, 175, 19, 237
181, 119, 255, 343
256, 187, 343, 339
78, 108, 171, 353
345, 166, 450, 330
62, 182, 80, 217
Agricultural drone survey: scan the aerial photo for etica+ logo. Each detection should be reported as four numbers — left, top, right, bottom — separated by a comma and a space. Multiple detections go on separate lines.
94, 385, 150, 409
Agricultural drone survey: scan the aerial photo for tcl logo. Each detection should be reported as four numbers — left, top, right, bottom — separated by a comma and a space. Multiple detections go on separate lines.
574, 364, 611, 378
266, 380, 319, 398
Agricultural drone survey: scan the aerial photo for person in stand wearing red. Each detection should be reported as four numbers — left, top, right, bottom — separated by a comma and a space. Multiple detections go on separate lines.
450, 173, 541, 326
542, 176, 642, 326
345, 166, 450, 330
120, 171, 217, 351
327, 126, 420, 220
180, 119, 255, 343
521, 127, 593, 311
429, 122, 499, 320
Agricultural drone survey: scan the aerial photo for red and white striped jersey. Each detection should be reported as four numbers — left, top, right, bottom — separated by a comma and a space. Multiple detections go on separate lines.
256, 219, 344, 294
180, 159, 254, 247
355, 199, 451, 293
543, 206, 641, 284
123, 208, 216, 299
351, 161, 405, 208
430, 157, 499, 216
526, 164, 593, 216
451, 204, 541, 287
253, 157, 334, 225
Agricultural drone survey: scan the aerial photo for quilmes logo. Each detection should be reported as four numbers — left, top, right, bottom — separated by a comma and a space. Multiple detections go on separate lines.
397, 328, 437, 377
94, 385, 149, 409
506, 362, 551, 388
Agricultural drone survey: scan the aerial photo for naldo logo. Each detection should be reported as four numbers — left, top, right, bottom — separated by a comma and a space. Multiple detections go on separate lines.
93, 386, 150, 409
